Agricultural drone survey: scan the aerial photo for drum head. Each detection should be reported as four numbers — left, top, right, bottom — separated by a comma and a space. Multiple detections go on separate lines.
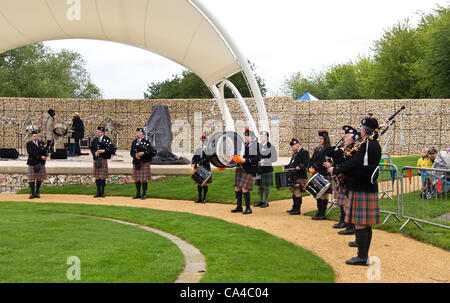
306, 173, 331, 199
53, 124, 67, 136
205, 131, 244, 168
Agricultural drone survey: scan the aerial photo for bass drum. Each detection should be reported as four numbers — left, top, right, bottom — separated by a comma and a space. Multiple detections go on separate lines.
53, 123, 68, 137
205, 131, 244, 168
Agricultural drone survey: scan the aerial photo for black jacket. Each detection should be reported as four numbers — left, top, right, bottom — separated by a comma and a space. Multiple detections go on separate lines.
285, 148, 309, 179
310, 145, 334, 176
191, 148, 211, 171
71, 117, 84, 139
130, 138, 156, 164
258, 141, 277, 173
241, 140, 261, 176
333, 139, 382, 192
327, 145, 346, 166
26, 140, 49, 166
90, 136, 116, 160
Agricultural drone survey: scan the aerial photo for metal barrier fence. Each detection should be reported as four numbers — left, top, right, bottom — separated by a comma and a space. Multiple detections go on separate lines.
400, 166, 449, 230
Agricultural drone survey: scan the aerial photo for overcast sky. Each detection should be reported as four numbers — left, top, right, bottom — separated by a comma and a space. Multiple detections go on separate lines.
44, 0, 449, 99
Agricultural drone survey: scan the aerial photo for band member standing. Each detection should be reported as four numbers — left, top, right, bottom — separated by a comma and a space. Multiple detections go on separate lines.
26, 131, 50, 199
309, 130, 333, 220
283, 138, 310, 215
131, 128, 156, 200
71, 112, 84, 156
90, 126, 116, 198
231, 128, 261, 215
45, 109, 56, 151
325, 125, 355, 228
328, 117, 382, 266
191, 135, 212, 203
254, 131, 277, 208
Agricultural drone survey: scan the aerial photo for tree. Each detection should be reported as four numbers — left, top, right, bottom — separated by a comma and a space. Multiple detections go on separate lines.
326, 63, 361, 99
144, 62, 267, 99
0, 43, 101, 98
280, 70, 329, 100
417, 6, 450, 98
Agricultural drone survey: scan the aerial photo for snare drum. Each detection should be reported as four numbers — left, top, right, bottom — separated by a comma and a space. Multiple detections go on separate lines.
305, 173, 331, 199
191, 166, 212, 186
275, 171, 294, 189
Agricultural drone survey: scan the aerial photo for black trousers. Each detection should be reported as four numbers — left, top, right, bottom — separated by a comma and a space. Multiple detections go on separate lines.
73, 138, 81, 155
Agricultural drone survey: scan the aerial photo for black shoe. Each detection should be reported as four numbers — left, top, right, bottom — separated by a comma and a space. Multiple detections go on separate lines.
132, 195, 141, 199
260, 202, 269, 208
333, 222, 346, 229
345, 256, 369, 266
348, 241, 358, 247
29, 194, 35, 199
286, 208, 295, 213
231, 207, 243, 213
34, 193, 40, 198
201, 199, 206, 203
195, 199, 202, 203
338, 228, 356, 235
312, 214, 326, 220
141, 195, 146, 200
289, 210, 301, 215
94, 193, 101, 198
254, 201, 264, 207
243, 207, 252, 215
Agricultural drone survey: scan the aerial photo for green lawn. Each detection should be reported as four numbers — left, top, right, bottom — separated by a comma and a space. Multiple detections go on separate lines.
0, 202, 334, 283
304, 190, 450, 251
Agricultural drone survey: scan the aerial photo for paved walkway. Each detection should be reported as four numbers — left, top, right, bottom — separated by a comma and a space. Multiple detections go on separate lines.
1, 194, 449, 283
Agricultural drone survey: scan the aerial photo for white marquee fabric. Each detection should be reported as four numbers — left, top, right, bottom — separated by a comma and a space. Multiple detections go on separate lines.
0, 0, 242, 86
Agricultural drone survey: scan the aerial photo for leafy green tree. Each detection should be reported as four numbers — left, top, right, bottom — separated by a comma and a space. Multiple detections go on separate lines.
0, 43, 101, 98
417, 6, 450, 98
326, 63, 361, 99
280, 70, 329, 100
144, 62, 267, 99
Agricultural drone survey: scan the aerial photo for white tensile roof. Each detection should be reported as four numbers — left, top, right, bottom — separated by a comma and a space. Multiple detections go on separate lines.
0, 0, 242, 86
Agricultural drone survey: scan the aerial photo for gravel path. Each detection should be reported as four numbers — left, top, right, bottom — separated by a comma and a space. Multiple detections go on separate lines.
1, 194, 449, 283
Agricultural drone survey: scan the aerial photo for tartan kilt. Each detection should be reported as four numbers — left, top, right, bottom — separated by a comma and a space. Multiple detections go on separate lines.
345, 191, 381, 225
133, 162, 152, 182
28, 164, 47, 181
333, 178, 347, 206
290, 177, 307, 192
234, 167, 254, 191
92, 159, 109, 179
256, 172, 273, 187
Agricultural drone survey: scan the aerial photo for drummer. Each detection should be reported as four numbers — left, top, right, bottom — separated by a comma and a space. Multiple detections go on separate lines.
231, 128, 260, 215
309, 130, 334, 220
191, 135, 212, 203
283, 138, 310, 215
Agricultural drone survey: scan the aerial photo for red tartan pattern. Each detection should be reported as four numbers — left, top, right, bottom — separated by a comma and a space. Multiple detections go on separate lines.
133, 162, 152, 181
291, 177, 307, 192
333, 178, 347, 206
345, 191, 381, 225
234, 167, 254, 191
92, 159, 109, 179
28, 164, 47, 181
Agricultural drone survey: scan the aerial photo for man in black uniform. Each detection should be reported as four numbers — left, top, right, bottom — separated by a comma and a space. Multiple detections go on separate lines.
26, 131, 51, 199
254, 131, 277, 208
191, 135, 212, 203
231, 128, 261, 215
328, 117, 382, 266
283, 138, 310, 215
130, 128, 156, 200
90, 126, 116, 198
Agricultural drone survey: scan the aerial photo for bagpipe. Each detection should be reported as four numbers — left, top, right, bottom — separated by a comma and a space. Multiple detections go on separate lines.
344, 105, 405, 158
96, 137, 116, 158
132, 139, 156, 168
33, 142, 51, 173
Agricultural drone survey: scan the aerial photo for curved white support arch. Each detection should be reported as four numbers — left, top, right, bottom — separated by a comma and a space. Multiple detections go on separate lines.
190, 0, 269, 132
209, 85, 235, 132
218, 80, 258, 135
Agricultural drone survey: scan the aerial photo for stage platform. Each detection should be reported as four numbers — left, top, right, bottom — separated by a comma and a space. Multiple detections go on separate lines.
0, 150, 291, 176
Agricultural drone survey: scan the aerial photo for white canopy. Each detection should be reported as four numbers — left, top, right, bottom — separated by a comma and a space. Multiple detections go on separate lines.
0, 0, 242, 86
0, 0, 269, 132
